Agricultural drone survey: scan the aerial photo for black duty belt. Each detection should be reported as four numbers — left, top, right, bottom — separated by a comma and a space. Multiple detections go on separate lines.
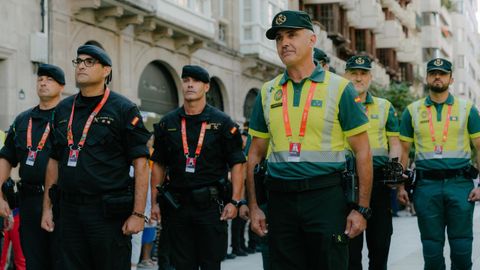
373, 168, 385, 181
61, 191, 102, 204
266, 172, 343, 192
18, 182, 44, 196
417, 169, 465, 180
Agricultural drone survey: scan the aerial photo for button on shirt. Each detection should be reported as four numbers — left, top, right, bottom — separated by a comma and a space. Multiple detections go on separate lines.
151, 105, 246, 189
0, 107, 54, 185
50, 91, 151, 195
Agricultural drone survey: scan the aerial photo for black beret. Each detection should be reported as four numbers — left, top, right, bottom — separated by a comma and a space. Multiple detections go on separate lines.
266, 10, 314, 40
181, 65, 210, 83
427, 58, 452, 73
346, 55, 372, 70
77, 45, 112, 66
37, 64, 65, 85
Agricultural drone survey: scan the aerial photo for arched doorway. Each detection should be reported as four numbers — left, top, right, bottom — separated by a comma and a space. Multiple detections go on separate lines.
243, 88, 259, 120
138, 61, 178, 131
207, 78, 224, 111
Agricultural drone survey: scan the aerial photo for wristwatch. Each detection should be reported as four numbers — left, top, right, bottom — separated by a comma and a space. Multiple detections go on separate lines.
352, 204, 372, 220
229, 199, 247, 208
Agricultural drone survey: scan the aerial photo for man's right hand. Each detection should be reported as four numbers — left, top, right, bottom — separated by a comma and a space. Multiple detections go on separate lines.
151, 203, 161, 222
397, 186, 410, 205
249, 204, 267, 237
0, 197, 11, 218
41, 208, 55, 232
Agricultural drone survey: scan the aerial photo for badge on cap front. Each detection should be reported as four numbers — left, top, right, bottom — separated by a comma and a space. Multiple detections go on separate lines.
288, 142, 301, 162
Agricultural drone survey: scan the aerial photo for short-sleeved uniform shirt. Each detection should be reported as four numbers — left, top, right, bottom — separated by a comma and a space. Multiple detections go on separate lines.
0, 106, 54, 185
151, 105, 246, 189
249, 64, 369, 179
400, 93, 480, 170
50, 90, 151, 195
362, 92, 399, 168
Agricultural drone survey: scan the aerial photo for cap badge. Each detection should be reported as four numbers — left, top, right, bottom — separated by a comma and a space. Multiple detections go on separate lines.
355, 57, 365, 65
275, 14, 287, 25
434, 59, 443, 66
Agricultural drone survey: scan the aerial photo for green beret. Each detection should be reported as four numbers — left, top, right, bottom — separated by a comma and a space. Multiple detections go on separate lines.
345, 56, 372, 71
426, 58, 452, 73
266, 10, 314, 40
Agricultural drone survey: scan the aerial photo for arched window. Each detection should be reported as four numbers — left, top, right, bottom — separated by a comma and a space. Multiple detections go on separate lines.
207, 78, 224, 111
243, 88, 259, 120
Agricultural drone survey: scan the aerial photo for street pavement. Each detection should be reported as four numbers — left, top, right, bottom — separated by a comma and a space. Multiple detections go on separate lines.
139, 204, 480, 270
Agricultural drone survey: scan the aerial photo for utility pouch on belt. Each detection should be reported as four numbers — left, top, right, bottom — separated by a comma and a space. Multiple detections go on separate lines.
342, 155, 359, 205
191, 187, 211, 205
48, 184, 60, 205
2, 178, 19, 209
216, 178, 232, 203
157, 184, 180, 209
254, 159, 268, 205
102, 190, 133, 220
464, 165, 479, 179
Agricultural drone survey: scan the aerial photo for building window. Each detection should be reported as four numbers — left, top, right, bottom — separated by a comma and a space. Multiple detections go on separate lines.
422, 12, 437, 26
244, 0, 252, 22
218, 23, 227, 43
355, 30, 366, 52
244, 27, 252, 40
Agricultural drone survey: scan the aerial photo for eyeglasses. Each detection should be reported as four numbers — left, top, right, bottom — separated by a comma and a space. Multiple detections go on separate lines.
72, 58, 98, 67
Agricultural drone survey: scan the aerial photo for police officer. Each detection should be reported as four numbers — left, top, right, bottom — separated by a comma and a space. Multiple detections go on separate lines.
313, 48, 336, 73
40, 45, 151, 269
343, 56, 401, 270
398, 58, 480, 270
0, 64, 64, 269
246, 10, 373, 270
150, 65, 246, 270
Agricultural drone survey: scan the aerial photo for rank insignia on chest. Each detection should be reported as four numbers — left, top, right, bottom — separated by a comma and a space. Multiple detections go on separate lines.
311, 100, 323, 107
449, 116, 458, 121
370, 114, 379, 119
206, 123, 221, 130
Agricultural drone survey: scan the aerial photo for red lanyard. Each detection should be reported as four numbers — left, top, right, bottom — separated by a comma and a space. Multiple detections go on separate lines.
181, 118, 207, 158
27, 118, 50, 152
67, 88, 110, 150
281, 81, 317, 139
426, 104, 452, 145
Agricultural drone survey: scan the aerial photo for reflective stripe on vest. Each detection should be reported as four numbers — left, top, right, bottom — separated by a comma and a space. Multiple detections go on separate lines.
368, 97, 389, 158
410, 97, 471, 161
261, 71, 348, 164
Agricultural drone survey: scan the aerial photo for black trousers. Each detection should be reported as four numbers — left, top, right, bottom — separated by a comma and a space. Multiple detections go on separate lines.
348, 184, 393, 270
19, 193, 59, 270
268, 184, 348, 270
58, 199, 131, 270
231, 216, 246, 251
163, 199, 227, 270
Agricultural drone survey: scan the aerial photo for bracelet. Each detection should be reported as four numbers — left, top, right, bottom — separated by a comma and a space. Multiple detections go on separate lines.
132, 211, 149, 223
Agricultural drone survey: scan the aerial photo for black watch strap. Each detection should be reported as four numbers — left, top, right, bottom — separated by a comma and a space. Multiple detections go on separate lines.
230, 199, 247, 208
352, 203, 372, 220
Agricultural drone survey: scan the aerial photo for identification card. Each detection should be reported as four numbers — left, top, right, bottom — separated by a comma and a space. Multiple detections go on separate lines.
67, 149, 80, 167
185, 157, 196, 173
25, 150, 37, 166
433, 145, 443, 159
288, 142, 301, 162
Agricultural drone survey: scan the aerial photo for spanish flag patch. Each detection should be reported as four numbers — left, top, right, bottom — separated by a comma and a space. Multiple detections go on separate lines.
230, 126, 237, 134
354, 97, 361, 103
131, 116, 139, 126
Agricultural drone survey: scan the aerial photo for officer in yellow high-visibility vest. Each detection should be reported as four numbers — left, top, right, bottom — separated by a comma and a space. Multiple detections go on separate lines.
246, 10, 373, 270
398, 58, 480, 270
343, 55, 401, 270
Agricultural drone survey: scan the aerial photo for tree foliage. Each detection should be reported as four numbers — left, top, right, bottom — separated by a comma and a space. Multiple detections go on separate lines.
369, 82, 419, 115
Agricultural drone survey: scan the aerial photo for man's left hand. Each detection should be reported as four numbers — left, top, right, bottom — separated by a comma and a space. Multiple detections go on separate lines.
122, 215, 145, 235
220, 203, 238, 220
344, 210, 367, 238
468, 187, 480, 202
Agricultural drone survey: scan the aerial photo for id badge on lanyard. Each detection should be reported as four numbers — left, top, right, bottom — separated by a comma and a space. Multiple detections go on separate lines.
433, 145, 443, 159
288, 142, 301, 162
427, 105, 451, 160
182, 119, 207, 173
68, 149, 80, 167
185, 157, 197, 173
25, 150, 37, 166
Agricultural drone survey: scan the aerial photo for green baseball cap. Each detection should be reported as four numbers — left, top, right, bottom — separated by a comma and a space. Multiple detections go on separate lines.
314, 48, 329, 63
266, 10, 314, 40
426, 58, 452, 73
345, 55, 372, 70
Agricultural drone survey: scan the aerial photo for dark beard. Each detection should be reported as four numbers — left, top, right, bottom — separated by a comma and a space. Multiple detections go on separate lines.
429, 84, 449, 93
